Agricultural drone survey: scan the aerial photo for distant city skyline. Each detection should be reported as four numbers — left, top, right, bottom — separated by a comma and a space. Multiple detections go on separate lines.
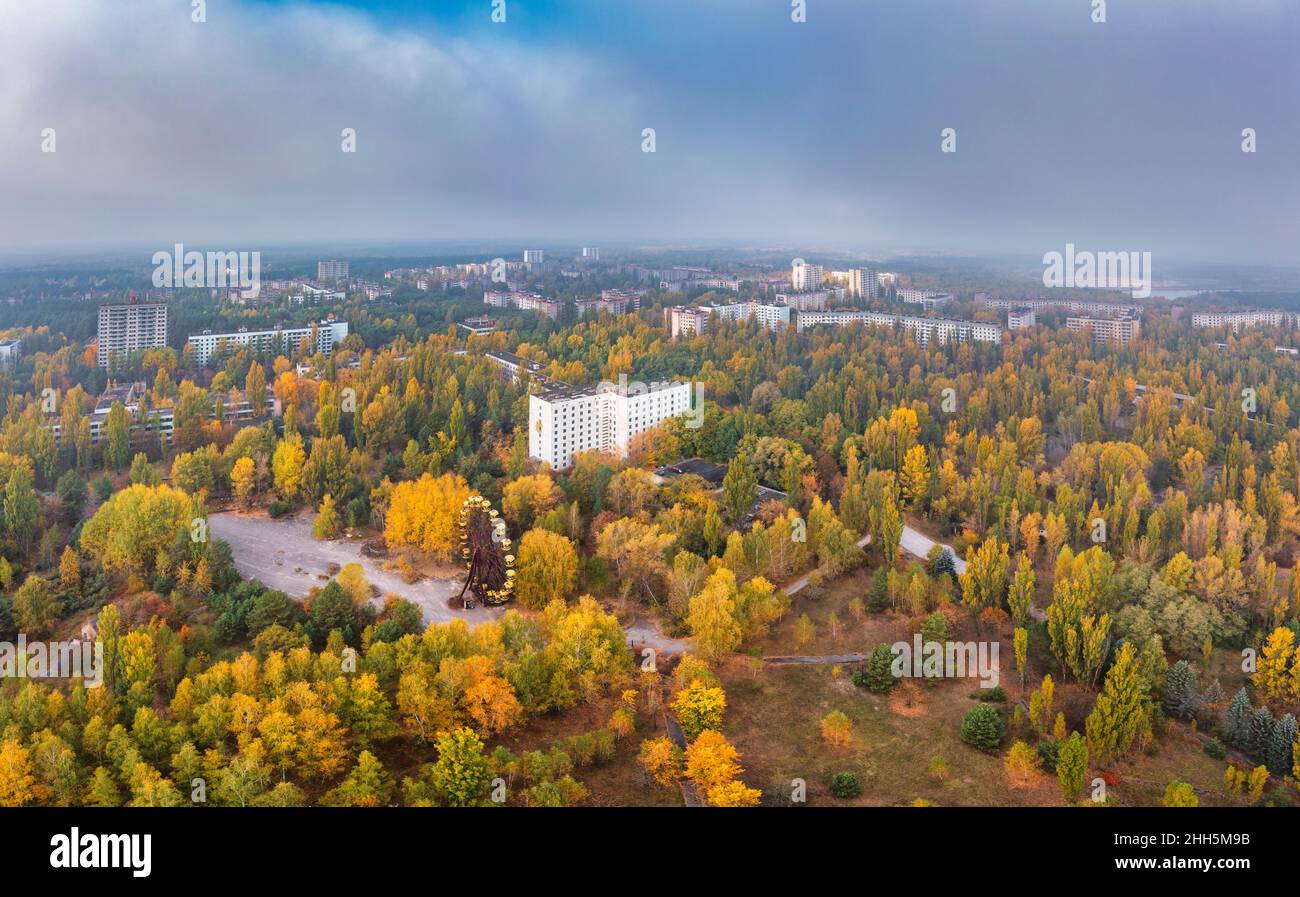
2, 0, 1298, 265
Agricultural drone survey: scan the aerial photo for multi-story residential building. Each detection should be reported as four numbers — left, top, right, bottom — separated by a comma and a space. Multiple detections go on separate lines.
0, 338, 21, 370
458, 316, 498, 337
577, 290, 642, 317
293, 284, 347, 303
1066, 315, 1141, 345
845, 267, 879, 299
792, 261, 824, 292
897, 289, 953, 310
978, 296, 1142, 315
1007, 309, 1037, 330
186, 318, 349, 366
523, 250, 545, 266
48, 381, 276, 449
484, 290, 562, 319
795, 310, 1001, 346
581, 247, 600, 260
485, 350, 548, 385
775, 290, 829, 311
666, 302, 791, 338
97, 300, 169, 368
529, 378, 693, 470
1191, 310, 1293, 332
317, 259, 349, 281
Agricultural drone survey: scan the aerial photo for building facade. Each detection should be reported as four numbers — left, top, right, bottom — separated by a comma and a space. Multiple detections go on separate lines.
186, 318, 349, 366
317, 260, 349, 281
529, 379, 693, 470
845, 267, 879, 299
795, 310, 1001, 346
1066, 315, 1141, 345
97, 301, 169, 368
792, 261, 824, 292
1191, 311, 1292, 332
666, 302, 791, 338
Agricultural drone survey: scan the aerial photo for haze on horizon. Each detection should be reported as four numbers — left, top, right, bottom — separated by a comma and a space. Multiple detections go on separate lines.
0, 0, 1297, 266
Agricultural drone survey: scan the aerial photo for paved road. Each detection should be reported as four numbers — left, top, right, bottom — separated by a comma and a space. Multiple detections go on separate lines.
208, 511, 691, 651
899, 525, 967, 575
782, 525, 965, 597
766, 653, 872, 665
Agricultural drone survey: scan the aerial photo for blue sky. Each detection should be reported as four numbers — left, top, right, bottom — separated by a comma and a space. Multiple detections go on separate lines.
1, 0, 1298, 265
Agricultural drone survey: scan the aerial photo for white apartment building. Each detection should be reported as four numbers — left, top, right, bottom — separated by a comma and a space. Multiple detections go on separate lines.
1192, 311, 1292, 332
792, 261, 824, 292
796, 310, 1001, 346
0, 338, 21, 370
97, 301, 169, 368
186, 318, 349, 366
775, 290, 829, 311
581, 247, 600, 260
978, 296, 1142, 315
898, 289, 952, 310
1007, 309, 1037, 331
523, 250, 545, 265
529, 379, 693, 470
293, 284, 347, 303
1066, 315, 1141, 345
666, 302, 791, 338
484, 290, 561, 319
317, 260, 349, 281
846, 267, 879, 299
458, 316, 497, 337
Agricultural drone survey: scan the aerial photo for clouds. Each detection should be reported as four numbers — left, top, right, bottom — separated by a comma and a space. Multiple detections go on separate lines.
0, 0, 1297, 264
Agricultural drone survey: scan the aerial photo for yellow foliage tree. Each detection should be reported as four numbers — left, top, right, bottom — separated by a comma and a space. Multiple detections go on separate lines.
384, 472, 471, 562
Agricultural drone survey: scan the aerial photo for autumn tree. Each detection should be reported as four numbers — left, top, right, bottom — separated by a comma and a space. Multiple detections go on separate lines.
686, 567, 743, 661
960, 536, 1009, 615
313, 494, 341, 540
384, 472, 471, 561
13, 575, 59, 635
230, 456, 257, 509
515, 529, 578, 610
1085, 642, 1148, 767
428, 727, 491, 807
502, 474, 562, 531
722, 454, 757, 524
1056, 731, 1088, 802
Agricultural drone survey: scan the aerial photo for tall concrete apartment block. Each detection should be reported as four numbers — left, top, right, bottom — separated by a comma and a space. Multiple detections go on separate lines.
97, 301, 168, 368
792, 260, 824, 292
846, 266, 879, 299
317, 259, 349, 281
529, 379, 693, 470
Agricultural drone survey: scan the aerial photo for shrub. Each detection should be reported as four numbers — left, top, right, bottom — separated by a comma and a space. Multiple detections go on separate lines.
1202, 738, 1226, 760
920, 611, 949, 645
976, 685, 1007, 702
829, 772, 861, 799
268, 500, 293, 519
928, 756, 949, 781
1035, 738, 1061, 772
852, 644, 896, 693
960, 704, 1005, 752
820, 710, 853, 747
1003, 740, 1043, 787
1161, 780, 1198, 807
